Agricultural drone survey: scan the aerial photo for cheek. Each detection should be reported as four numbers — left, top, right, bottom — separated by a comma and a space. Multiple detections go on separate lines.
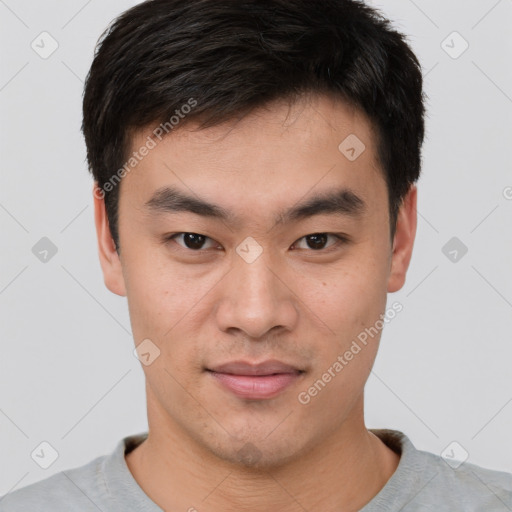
298, 265, 387, 412
122, 262, 182, 355
122, 244, 196, 327
123, 255, 217, 373
311, 257, 388, 334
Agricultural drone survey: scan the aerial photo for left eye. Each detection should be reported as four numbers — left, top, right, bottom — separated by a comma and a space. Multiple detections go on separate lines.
291, 233, 347, 251
165, 232, 347, 252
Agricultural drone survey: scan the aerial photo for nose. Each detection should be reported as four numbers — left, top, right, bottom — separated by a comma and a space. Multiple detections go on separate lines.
214, 249, 299, 340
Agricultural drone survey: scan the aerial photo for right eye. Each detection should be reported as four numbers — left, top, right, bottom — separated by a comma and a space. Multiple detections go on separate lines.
164, 232, 220, 252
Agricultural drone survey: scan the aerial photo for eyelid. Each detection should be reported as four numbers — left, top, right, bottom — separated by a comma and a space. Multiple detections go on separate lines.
291, 233, 349, 251
164, 232, 350, 252
165, 232, 220, 251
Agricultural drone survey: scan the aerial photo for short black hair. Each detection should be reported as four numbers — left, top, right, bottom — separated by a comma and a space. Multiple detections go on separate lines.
82, 0, 425, 253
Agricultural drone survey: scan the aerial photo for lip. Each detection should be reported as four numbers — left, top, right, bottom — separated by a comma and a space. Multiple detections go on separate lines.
207, 359, 303, 376
206, 359, 304, 400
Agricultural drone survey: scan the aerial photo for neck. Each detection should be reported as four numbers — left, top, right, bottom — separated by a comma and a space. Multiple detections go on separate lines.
126, 395, 400, 511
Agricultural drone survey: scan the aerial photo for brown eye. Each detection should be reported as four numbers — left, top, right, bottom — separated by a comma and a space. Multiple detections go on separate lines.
292, 233, 348, 251
167, 233, 217, 251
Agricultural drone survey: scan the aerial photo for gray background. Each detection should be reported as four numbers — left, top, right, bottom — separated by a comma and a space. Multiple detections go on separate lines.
1, 0, 511, 494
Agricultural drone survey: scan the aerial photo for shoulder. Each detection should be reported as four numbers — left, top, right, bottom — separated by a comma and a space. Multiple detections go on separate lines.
0, 454, 109, 512
418, 449, 512, 510
369, 429, 512, 511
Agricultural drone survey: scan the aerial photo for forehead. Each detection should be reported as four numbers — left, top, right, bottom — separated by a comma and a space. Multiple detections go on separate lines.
119, 95, 386, 226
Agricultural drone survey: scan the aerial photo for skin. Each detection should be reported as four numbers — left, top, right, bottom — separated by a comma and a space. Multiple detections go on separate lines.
94, 93, 417, 511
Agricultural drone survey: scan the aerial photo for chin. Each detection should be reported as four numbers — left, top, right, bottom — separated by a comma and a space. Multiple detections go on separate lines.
205, 433, 308, 471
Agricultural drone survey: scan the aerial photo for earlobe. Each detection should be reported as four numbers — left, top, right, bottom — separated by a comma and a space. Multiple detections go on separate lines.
387, 185, 418, 293
93, 183, 127, 297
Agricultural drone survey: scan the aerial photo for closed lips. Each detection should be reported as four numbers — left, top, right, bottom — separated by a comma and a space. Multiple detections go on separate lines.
206, 359, 304, 376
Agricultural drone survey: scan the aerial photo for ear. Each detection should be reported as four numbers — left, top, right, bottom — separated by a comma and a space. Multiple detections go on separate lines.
93, 182, 127, 297
387, 185, 418, 293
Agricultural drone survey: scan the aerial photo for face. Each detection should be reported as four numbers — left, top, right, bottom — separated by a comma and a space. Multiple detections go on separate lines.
94, 94, 416, 469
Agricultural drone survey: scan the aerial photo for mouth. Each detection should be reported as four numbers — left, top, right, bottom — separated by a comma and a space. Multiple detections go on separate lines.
205, 359, 305, 400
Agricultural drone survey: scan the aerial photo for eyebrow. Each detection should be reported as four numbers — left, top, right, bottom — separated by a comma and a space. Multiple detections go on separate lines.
143, 185, 366, 225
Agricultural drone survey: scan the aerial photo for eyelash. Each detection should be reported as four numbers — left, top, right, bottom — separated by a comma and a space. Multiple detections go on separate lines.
163, 232, 350, 254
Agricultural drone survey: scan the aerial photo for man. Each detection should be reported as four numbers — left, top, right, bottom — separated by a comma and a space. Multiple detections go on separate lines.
2, 0, 511, 510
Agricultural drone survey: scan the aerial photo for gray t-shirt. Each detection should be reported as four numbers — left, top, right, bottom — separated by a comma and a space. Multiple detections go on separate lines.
1, 429, 511, 511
